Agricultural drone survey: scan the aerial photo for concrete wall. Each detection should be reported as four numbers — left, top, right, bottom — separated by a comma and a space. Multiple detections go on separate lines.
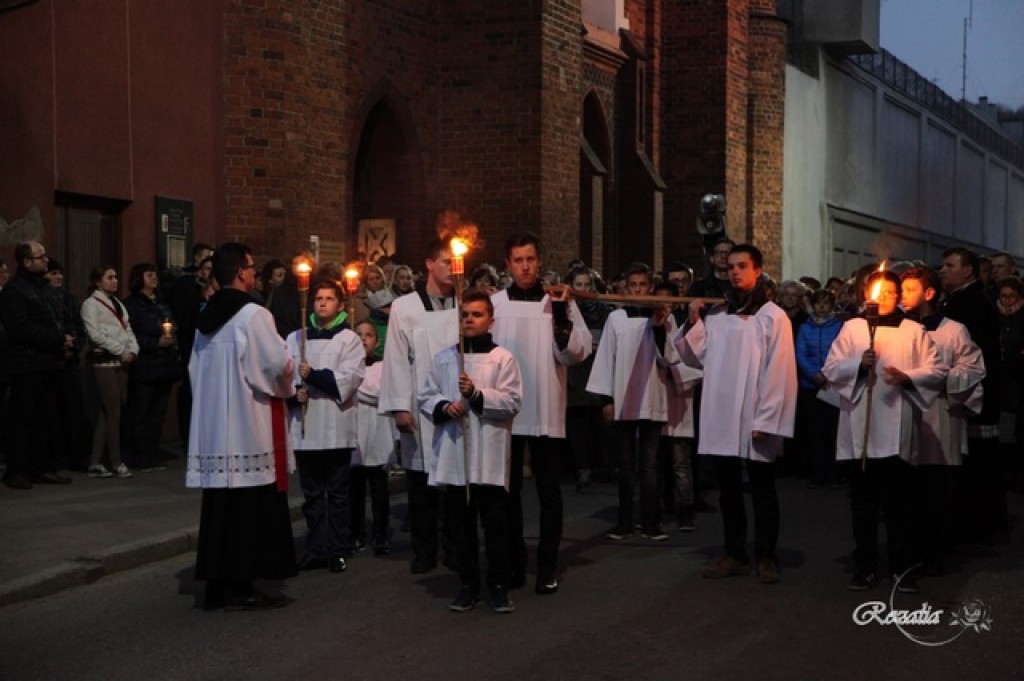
784, 51, 1024, 281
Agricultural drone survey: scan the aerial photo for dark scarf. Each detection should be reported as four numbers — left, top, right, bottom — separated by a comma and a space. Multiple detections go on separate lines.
196, 288, 255, 334
464, 333, 496, 353
723, 277, 771, 315
860, 307, 906, 328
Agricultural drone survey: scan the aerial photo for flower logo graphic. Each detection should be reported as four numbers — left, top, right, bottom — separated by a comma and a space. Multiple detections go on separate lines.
950, 599, 993, 633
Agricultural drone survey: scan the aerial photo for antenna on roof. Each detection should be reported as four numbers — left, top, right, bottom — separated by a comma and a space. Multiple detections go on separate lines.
960, 0, 974, 101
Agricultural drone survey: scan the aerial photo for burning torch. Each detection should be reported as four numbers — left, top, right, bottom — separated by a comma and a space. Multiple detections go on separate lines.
450, 236, 471, 501
294, 256, 313, 437
860, 263, 885, 471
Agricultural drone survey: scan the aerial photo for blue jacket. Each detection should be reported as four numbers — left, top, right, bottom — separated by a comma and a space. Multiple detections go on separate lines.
795, 315, 843, 389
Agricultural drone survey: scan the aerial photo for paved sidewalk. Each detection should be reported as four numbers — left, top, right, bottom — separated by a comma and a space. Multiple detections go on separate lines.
0, 445, 406, 608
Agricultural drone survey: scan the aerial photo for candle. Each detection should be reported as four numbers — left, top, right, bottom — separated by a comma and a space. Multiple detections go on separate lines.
161, 319, 174, 338
450, 237, 468, 276
344, 266, 361, 296
295, 260, 312, 293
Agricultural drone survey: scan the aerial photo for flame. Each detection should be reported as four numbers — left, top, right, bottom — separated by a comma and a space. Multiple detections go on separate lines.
343, 262, 362, 293
868, 261, 886, 302
450, 237, 469, 258
294, 261, 312, 275
436, 210, 482, 251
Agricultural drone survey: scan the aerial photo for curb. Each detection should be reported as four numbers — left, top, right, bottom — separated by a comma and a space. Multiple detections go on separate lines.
0, 474, 407, 609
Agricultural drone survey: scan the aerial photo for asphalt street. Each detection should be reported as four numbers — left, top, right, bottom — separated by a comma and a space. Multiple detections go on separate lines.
0, 471, 1020, 680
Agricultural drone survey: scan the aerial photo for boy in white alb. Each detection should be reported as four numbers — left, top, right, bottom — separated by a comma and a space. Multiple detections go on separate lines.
419, 290, 523, 613
287, 280, 365, 574
351, 320, 397, 555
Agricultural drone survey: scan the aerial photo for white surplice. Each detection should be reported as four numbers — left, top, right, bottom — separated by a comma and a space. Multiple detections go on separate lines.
916, 317, 985, 466
490, 290, 592, 437
676, 301, 797, 462
354, 360, 398, 467
821, 317, 947, 462
585, 309, 676, 422
418, 345, 523, 488
378, 292, 458, 471
187, 303, 295, 488
286, 326, 365, 451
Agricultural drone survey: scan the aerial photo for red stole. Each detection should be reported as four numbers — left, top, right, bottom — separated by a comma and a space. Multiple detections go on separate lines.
270, 399, 288, 491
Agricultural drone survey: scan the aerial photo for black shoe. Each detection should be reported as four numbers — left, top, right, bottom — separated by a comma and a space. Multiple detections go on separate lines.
329, 556, 347, 573
893, 573, 919, 594
848, 571, 879, 591
449, 584, 480, 612
606, 524, 633, 541
3, 474, 33, 490
641, 525, 669, 542
297, 554, 328, 571
489, 586, 515, 613
535, 575, 559, 595
410, 557, 437, 574
223, 591, 293, 611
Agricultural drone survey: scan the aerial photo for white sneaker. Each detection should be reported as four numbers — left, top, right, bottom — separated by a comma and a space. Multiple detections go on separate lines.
88, 465, 113, 478
113, 464, 133, 479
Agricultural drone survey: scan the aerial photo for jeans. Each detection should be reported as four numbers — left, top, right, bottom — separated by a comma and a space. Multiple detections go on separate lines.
448, 484, 511, 589
613, 420, 662, 528
295, 448, 353, 558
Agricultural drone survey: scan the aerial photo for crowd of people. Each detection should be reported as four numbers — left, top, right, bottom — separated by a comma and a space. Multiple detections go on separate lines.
0, 235, 1020, 612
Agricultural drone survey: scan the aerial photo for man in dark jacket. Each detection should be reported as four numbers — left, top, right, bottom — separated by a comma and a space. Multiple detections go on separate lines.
0, 242, 75, 489
940, 246, 1006, 540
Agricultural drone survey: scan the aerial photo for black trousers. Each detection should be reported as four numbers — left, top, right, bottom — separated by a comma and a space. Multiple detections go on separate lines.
613, 420, 661, 528
448, 484, 511, 590
4, 371, 59, 479
125, 378, 174, 468
713, 456, 779, 564
913, 464, 956, 569
295, 449, 353, 558
406, 468, 440, 563
963, 436, 1008, 537
350, 464, 390, 543
508, 435, 564, 580
848, 457, 914, 575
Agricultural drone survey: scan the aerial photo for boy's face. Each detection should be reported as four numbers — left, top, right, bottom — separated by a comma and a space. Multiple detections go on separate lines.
626, 273, 652, 296
314, 288, 341, 323
355, 323, 377, 357
461, 300, 494, 338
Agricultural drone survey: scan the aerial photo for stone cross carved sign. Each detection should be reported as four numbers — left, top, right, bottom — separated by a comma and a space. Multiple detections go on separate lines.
0, 204, 43, 246
357, 219, 395, 263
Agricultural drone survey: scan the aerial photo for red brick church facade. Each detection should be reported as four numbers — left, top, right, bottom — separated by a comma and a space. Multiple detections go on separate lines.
0, 0, 786, 284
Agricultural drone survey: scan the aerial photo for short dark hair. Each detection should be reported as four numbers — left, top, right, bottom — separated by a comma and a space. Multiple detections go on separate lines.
664, 261, 693, 279
127, 262, 158, 293
623, 261, 653, 281
192, 242, 214, 257
799, 276, 821, 291
425, 238, 448, 262
313, 279, 345, 300
504, 232, 541, 260
729, 244, 763, 269
865, 270, 902, 297
900, 266, 941, 295
13, 242, 34, 266
462, 288, 494, 316
468, 263, 499, 288
212, 243, 252, 287
942, 247, 979, 279
810, 289, 836, 307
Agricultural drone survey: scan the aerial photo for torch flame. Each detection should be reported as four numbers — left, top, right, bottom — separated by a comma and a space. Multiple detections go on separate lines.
343, 264, 361, 294
868, 260, 886, 302
295, 261, 312, 275
450, 237, 469, 258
